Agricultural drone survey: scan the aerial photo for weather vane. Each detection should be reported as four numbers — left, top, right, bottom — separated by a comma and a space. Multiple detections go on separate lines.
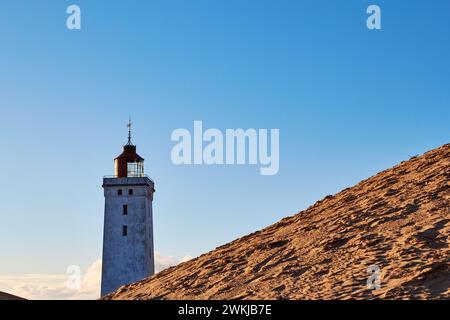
127, 117, 133, 145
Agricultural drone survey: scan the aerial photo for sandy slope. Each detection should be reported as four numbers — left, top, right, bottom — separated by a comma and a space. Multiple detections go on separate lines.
0, 291, 25, 300
106, 144, 450, 300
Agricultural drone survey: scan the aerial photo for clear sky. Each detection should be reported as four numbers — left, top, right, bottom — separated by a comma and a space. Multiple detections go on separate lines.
0, 0, 449, 297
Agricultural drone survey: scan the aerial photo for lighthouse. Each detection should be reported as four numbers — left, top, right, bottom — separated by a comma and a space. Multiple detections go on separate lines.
101, 121, 155, 297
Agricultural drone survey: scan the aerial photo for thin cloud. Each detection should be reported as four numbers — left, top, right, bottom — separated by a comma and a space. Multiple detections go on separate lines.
155, 251, 192, 273
0, 253, 192, 300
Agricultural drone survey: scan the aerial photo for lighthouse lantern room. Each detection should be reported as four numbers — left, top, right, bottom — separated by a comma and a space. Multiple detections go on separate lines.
114, 120, 145, 178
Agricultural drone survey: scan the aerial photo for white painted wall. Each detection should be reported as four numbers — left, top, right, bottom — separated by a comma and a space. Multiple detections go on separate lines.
101, 177, 155, 297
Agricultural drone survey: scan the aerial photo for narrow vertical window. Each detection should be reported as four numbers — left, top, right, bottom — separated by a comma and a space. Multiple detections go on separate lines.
122, 225, 128, 236
117, 189, 122, 196
123, 204, 128, 215
128, 189, 133, 195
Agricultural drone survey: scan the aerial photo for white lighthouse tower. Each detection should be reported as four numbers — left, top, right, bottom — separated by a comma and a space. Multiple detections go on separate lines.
101, 121, 155, 297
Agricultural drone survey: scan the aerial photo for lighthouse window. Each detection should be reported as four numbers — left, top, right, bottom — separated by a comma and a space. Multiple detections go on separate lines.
117, 189, 122, 196
128, 189, 133, 195
122, 225, 128, 236
127, 161, 144, 177
123, 205, 128, 215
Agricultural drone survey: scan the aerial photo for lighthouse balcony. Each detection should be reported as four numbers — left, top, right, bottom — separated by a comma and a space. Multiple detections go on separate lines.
103, 175, 154, 187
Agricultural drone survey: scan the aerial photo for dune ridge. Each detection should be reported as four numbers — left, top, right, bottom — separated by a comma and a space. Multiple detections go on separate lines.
105, 144, 450, 300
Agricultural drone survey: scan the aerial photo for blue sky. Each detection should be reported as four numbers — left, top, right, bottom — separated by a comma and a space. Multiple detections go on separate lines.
0, 0, 449, 290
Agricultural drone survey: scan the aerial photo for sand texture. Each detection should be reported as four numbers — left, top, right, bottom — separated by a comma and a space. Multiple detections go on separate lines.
105, 144, 449, 300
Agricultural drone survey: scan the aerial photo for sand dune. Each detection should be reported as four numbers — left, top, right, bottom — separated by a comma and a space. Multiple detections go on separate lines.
105, 144, 449, 300
0, 291, 25, 300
